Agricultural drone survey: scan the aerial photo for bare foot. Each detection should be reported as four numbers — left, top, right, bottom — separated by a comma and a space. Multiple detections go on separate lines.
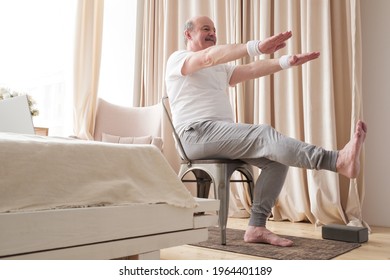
244, 226, 293, 247
336, 120, 367, 179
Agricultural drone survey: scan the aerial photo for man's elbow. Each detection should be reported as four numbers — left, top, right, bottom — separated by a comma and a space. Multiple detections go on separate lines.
202, 50, 215, 67
228, 78, 238, 87
182, 51, 214, 75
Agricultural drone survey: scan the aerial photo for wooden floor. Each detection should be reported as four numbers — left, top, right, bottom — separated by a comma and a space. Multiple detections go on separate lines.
161, 218, 390, 260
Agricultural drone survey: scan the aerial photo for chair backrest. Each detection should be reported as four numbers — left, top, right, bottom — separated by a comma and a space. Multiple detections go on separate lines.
161, 96, 191, 164
94, 98, 162, 141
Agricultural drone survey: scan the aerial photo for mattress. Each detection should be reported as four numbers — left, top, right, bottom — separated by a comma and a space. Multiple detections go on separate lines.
0, 132, 197, 213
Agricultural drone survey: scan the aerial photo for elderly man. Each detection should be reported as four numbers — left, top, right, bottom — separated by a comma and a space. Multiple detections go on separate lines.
165, 15, 367, 247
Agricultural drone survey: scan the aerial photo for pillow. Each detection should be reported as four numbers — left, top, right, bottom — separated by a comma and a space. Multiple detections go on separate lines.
101, 133, 163, 151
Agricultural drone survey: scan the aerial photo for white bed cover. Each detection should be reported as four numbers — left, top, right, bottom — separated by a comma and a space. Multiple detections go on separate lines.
0, 132, 197, 212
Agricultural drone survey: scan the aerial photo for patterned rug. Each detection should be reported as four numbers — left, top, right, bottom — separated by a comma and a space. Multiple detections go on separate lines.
191, 227, 361, 260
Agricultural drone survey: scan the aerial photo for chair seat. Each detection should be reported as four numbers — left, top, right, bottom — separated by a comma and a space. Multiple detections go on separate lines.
181, 158, 249, 164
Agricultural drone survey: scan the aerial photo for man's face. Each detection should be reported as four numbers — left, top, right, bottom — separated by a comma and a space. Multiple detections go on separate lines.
187, 16, 217, 51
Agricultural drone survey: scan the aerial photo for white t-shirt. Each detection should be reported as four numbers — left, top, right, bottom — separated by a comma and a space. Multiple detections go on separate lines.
165, 50, 236, 134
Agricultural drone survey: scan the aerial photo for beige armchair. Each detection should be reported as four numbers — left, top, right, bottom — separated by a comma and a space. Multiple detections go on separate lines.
93, 98, 163, 151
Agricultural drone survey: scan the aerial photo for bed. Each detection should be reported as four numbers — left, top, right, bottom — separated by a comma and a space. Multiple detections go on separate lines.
0, 133, 219, 259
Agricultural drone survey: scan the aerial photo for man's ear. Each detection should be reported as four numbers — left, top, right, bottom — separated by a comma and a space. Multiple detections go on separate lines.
184, 30, 191, 41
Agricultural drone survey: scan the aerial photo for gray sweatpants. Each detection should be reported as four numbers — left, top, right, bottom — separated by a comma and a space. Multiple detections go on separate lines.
180, 120, 338, 227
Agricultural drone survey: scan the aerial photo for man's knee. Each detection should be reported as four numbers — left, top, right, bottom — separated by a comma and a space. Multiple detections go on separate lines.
268, 161, 289, 177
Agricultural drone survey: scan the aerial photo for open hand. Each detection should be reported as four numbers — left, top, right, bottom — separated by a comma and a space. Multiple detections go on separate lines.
289, 52, 321, 66
258, 31, 292, 54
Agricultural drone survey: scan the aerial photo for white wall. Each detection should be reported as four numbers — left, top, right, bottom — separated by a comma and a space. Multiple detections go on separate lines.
361, 0, 390, 227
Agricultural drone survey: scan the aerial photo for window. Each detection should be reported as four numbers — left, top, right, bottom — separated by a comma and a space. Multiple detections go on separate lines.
0, 0, 77, 136
98, 0, 138, 107
0, 0, 138, 136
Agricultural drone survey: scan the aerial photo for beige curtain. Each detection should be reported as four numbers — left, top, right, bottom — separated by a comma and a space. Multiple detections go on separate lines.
135, 0, 365, 226
73, 0, 104, 139
277, 0, 363, 227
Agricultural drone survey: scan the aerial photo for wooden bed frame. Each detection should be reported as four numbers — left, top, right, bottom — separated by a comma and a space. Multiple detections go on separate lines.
0, 198, 219, 260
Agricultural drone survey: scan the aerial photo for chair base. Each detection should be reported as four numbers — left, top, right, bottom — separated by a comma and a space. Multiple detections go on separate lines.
179, 159, 255, 245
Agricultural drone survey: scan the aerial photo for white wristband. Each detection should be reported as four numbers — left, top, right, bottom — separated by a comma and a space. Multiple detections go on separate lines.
246, 40, 262, 57
279, 55, 292, 69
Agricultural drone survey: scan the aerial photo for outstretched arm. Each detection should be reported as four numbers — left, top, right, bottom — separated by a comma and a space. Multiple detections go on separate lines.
181, 31, 293, 76
229, 51, 320, 86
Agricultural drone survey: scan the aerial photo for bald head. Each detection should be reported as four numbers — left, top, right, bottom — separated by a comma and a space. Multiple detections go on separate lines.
184, 16, 217, 51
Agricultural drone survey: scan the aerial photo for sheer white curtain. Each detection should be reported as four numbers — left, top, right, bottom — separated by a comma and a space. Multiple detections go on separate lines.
73, 0, 104, 139
0, 0, 77, 136
73, 0, 139, 139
